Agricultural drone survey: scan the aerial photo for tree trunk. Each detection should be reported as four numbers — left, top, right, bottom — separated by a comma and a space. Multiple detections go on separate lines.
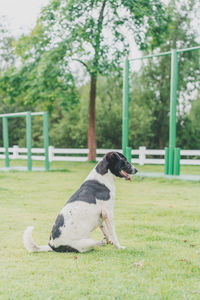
88, 75, 97, 161
87, 0, 106, 161
159, 125, 163, 149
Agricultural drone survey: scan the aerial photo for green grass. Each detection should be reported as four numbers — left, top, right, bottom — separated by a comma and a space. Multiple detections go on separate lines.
1, 158, 200, 175
0, 162, 200, 299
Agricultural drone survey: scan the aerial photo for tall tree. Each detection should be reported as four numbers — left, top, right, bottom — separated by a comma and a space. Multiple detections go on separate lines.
14, 0, 169, 160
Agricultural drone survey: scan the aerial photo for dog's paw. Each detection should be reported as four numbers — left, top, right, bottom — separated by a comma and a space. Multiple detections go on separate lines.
103, 237, 113, 245
96, 240, 106, 247
115, 245, 126, 249
119, 246, 126, 249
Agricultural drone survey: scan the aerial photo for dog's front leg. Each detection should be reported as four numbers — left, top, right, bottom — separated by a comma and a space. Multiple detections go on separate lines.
99, 223, 112, 244
101, 209, 125, 249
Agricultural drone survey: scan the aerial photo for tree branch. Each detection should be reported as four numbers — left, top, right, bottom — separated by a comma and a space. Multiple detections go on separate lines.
93, 0, 107, 76
71, 58, 91, 74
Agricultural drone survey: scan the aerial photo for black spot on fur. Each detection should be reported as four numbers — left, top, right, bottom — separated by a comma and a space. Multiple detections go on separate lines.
51, 214, 64, 239
66, 180, 110, 205
49, 244, 79, 253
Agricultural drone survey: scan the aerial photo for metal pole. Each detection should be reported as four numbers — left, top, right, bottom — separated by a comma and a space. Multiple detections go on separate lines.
130, 50, 171, 62
126, 147, 132, 163
164, 147, 169, 175
0, 112, 29, 118
26, 112, 32, 171
174, 147, 180, 175
129, 45, 199, 62
169, 49, 178, 175
3, 117, 10, 168
122, 57, 130, 157
176, 45, 200, 53
43, 112, 49, 171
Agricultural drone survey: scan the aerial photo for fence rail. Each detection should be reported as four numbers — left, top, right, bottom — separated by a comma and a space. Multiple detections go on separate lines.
0, 146, 200, 165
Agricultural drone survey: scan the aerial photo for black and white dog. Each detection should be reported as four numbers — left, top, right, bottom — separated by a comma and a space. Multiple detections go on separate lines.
23, 152, 137, 253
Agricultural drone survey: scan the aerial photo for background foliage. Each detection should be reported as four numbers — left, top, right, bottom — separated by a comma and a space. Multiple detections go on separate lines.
0, 0, 199, 150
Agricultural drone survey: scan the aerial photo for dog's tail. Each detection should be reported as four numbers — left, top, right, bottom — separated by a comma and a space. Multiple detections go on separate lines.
23, 226, 53, 252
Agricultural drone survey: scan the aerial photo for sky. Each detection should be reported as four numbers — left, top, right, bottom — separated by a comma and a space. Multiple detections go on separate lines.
0, 0, 50, 36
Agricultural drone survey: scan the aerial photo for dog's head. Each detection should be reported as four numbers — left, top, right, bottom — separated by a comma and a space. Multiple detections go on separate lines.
96, 152, 137, 181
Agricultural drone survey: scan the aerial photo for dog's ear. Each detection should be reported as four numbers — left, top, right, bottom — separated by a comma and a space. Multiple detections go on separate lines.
95, 156, 109, 175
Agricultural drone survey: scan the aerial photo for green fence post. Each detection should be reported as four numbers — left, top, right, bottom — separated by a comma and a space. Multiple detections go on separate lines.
126, 147, 132, 163
26, 112, 32, 171
164, 147, 169, 175
3, 117, 10, 168
169, 49, 178, 175
168, 146, 175, 175
43, 112, 49, 171
122, 57, 130, 157
174, 147, 180, 175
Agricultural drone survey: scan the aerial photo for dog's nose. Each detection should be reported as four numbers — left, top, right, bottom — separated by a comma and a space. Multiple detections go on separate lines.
133, 168, 138, 174
131, 167, 138, 174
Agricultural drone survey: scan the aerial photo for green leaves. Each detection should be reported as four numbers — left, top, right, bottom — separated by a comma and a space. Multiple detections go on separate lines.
0, 41, 79, 113
0, 0, 170, 117
31, 0, 170, 78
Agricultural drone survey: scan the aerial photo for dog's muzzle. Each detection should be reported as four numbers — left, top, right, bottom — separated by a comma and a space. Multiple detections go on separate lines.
120, 167, 137, 181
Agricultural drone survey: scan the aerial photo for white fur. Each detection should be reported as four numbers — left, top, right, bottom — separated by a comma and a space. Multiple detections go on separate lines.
23, 226, 52, 252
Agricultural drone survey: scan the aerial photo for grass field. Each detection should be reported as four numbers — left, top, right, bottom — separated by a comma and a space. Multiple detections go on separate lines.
0, 162, 200, 299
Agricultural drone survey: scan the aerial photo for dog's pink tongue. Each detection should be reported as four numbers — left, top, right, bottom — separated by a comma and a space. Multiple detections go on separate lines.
127, 172, 132, 182
121, 170, 132, 182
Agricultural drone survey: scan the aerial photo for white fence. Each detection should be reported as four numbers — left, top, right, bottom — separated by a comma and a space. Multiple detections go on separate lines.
0, 145, 200, 165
